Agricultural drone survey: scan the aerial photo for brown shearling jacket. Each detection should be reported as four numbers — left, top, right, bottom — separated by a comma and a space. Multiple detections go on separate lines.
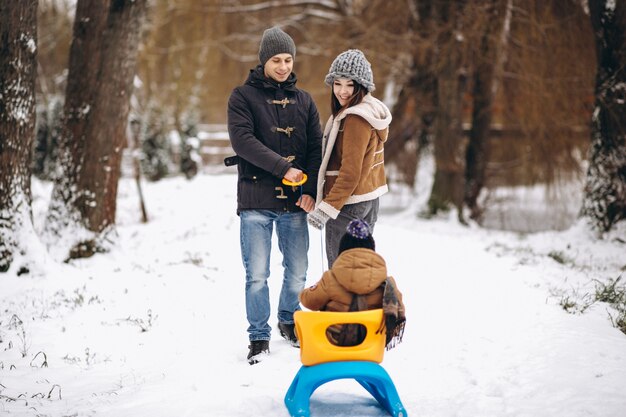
315, 94, 392, 219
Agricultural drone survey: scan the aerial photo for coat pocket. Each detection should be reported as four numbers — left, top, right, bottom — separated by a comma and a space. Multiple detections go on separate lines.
240, 159, 267, 181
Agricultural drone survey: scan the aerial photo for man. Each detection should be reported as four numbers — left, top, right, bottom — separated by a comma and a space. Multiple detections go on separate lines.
227, 26, 322, 365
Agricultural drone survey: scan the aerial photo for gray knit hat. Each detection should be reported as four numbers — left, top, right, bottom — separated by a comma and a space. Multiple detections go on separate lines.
259, 27, 296, 65
324, 49, 375, 92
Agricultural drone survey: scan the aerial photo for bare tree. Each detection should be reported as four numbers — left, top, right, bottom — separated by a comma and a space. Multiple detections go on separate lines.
385, 1, 438, 188
464, 0, 510, 221
581, 0, 626, 233
0, 1, 38, 273
426, 0, 471, 221
386, 1, 492, 222
385, 1, 594, 228
45, 0, 148, 260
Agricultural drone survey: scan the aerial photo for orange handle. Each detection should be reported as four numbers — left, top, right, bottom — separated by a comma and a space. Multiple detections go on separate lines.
282, 173, 308, 186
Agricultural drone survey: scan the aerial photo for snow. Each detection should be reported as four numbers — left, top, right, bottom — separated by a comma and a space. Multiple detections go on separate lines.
1, 171, 626, 417
606, 0, 616, 13
4, 76, 34, 125
21, 35, 37, 54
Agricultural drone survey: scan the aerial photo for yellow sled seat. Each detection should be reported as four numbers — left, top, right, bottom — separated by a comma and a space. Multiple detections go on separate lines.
295, 309, 385, 366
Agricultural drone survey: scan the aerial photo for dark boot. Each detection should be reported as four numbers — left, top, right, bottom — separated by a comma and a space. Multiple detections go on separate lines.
278, 322, 299, 348
247, 340, 269, 365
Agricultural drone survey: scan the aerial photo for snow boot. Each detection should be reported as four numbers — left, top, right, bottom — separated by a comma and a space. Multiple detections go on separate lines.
247, 340, 269, 365
278, 322, 299, 348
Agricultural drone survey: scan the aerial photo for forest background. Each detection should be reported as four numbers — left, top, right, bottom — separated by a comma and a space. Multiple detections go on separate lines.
1, 0, 625, 272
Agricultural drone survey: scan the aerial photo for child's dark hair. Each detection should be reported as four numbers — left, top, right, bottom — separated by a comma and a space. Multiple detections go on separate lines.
338, 219, 375, 255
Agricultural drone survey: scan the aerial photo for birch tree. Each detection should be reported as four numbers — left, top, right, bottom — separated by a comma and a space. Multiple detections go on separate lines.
0, 1, 38, 273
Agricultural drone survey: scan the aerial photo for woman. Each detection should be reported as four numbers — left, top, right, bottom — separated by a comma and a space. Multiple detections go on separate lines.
307, 49, 392, 268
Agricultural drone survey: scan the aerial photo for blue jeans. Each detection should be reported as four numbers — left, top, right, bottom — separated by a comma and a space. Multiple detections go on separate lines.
325, 199, 379, 268
240, 210, 309, 341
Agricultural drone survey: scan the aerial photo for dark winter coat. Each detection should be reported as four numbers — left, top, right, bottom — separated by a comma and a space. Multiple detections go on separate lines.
227, 65, 323, 214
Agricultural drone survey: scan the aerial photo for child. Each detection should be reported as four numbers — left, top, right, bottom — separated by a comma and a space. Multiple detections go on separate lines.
299, 219, 405, 348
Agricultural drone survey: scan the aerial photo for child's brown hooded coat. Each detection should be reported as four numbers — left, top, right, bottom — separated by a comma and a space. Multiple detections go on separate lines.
299, 247, 405, 346
299, 247, 402, 313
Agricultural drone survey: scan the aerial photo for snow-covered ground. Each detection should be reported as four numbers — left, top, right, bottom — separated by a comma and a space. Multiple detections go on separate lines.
1, 171, 625, 417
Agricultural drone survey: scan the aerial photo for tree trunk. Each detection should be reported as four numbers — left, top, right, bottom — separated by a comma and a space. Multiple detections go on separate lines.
427, 1, 467, 221
0, 1, 38, 273
129, 119, 149, 223
464, 0, 510, 221
386, 1, 438, 189
45, 0, 148, 260
580, 1, 626, 233
386, 56, 437, 188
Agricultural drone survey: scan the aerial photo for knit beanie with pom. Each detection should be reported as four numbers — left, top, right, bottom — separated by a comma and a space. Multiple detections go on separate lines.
324, 49, 375, 92
338, 218, 376, 255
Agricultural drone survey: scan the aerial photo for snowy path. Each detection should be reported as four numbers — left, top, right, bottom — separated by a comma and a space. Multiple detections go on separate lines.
1, 173, 625, 417
376, 219, 626, 417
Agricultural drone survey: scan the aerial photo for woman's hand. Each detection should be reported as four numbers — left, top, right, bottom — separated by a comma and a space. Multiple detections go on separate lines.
296, 194, 315, 212
307, 207, 330, 229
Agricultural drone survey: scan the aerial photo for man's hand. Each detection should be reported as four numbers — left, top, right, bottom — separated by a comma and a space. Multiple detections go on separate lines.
283, 167, 303, 184
296, 194, 315, 212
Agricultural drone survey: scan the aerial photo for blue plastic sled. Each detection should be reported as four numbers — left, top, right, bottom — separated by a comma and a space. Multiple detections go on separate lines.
284, 360, 407, 417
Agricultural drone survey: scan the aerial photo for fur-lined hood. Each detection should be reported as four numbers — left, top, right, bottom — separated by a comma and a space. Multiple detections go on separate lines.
324, 93, 391, 138
329, 248, 388, 295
